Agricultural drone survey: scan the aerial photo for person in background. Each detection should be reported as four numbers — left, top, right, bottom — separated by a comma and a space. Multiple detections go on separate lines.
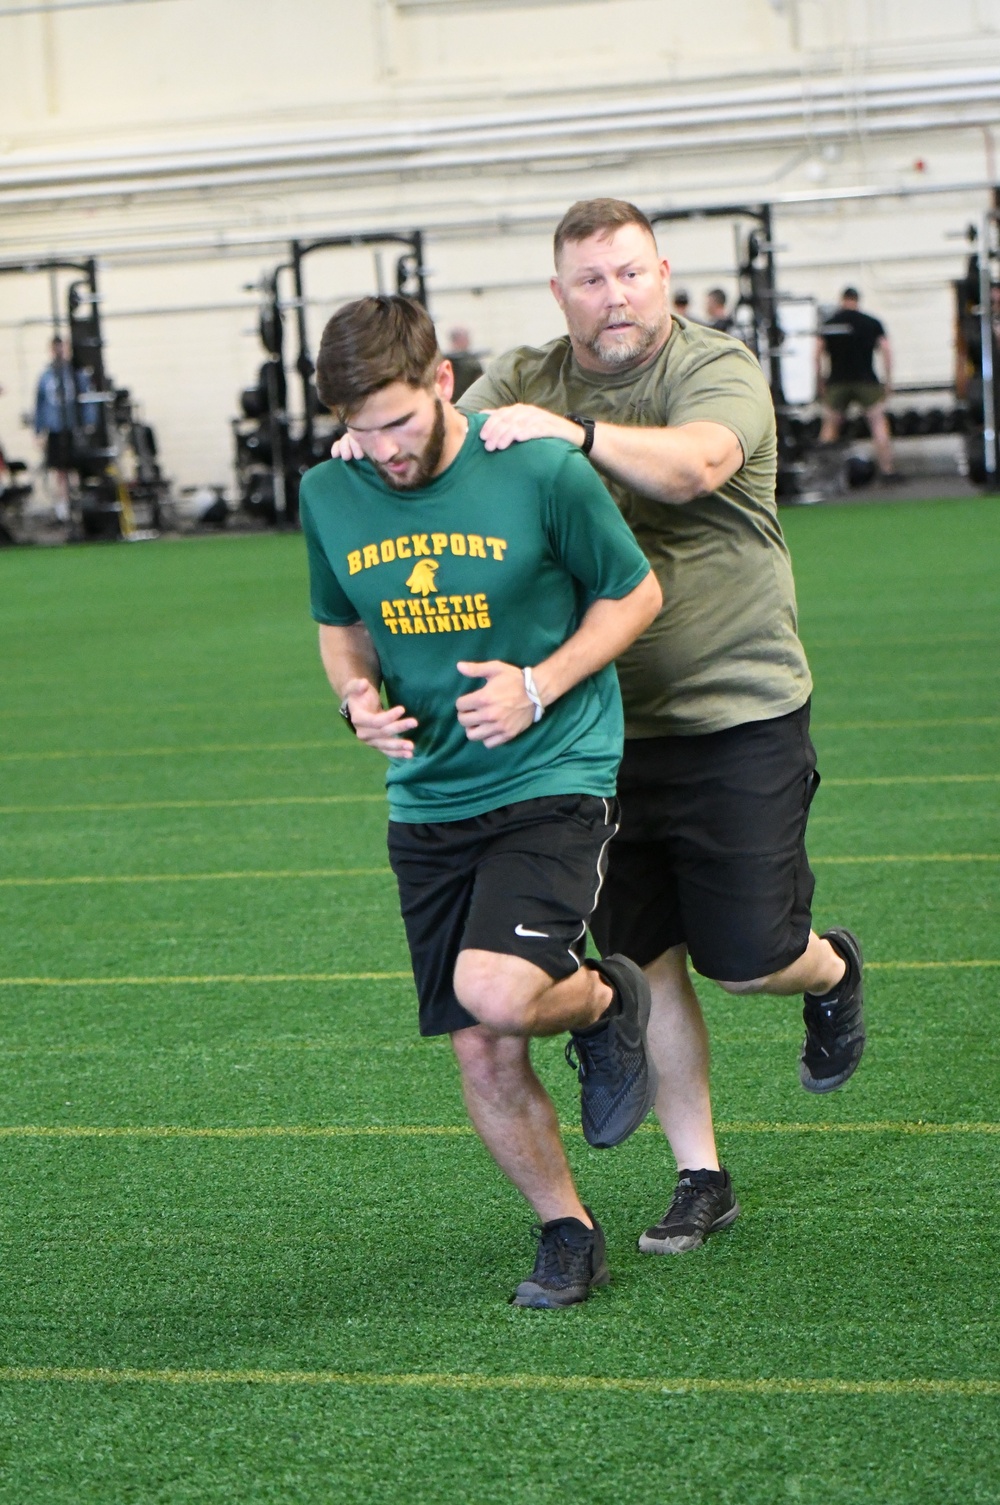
672, 289, 692, 317
817, 287, 899, 482
33, 335, 90, 521
444, 326, 485, 401
705, 288, 734, 332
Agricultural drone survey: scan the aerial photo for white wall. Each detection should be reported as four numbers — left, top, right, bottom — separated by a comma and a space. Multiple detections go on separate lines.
1, 0, 998, 486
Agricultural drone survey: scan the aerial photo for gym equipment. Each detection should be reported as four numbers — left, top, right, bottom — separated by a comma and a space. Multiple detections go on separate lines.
0, 255, 169, 539
953, 194, 1000, 490
232, 230, 427, 527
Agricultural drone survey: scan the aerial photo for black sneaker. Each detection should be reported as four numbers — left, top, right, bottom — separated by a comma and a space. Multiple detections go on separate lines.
800, 927, 866, 1093
510, 1211, 610, 1308
565, 954, 657, 1149
637, 1168, 740, 1254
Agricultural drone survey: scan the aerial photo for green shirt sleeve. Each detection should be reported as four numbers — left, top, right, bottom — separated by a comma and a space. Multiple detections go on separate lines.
543, 446, 651, 604
664, 346, 773, 464
300, 490, 361, 627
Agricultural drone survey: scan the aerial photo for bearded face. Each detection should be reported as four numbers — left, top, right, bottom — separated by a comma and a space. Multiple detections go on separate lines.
552, 223, 672, 375
369, 397, 447, 491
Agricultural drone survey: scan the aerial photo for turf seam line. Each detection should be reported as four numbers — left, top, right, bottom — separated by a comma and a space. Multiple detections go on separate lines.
1, 776, 998, 817
0, 960, 995, 987
0, 1121, 995, 1139
0, 972, 413, 986
1, 776, 997, 814
0, 868, 392, 887
0, 1367, 993, 1396
2, 854, 997, 886
0, 796, 386, 815
822, 774, 1000, 787
2, 717, 995, 761
0, 741, 337, 763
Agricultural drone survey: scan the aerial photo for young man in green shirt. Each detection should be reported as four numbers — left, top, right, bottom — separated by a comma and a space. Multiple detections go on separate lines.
459, 199, 866, 1259
300, 294, 662, 1307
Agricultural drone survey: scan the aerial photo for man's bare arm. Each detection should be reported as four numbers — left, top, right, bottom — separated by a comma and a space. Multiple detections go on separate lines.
317, 621, 418, 759
455, 569, 662, 748
876, 334, 893, 394
477, 405, 744, 503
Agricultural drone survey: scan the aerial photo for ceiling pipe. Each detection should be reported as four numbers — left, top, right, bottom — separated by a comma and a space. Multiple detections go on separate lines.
1, 104, 997, 210
5, 62, 999, 174
2, 64, 998, 192
0, 177, 994, 273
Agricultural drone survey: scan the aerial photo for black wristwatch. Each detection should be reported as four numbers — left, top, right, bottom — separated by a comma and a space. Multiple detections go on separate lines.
338, 695, 358, 734
566, 412, 596, 456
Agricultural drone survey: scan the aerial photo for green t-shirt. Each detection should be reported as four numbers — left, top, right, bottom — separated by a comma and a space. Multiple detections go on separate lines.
299, 411, 650, 823
461, 319, 812, 737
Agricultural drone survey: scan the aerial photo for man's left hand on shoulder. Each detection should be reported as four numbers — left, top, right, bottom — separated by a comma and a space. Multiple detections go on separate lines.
478, 405, 585, 453
455, 660, 538, 747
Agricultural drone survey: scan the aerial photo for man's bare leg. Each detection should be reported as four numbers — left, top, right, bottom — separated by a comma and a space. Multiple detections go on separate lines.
818, 407, 842, 444
453, 949, 612, 1036
645, 944, 719, 1173
451, 1026, 591, 1226
868, 404, 895, 476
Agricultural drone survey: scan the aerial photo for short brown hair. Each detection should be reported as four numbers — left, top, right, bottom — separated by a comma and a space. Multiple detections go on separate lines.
315, 295, 440, 415
553, 199, 656, 263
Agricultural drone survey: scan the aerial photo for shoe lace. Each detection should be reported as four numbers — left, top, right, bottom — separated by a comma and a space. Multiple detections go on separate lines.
529, 1223, 584, 1283
665, 1176, 701, 1218
564, 1027, 621, 1088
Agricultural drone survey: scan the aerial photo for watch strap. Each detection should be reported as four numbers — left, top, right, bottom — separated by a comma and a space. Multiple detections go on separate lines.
565, 412, 596, 456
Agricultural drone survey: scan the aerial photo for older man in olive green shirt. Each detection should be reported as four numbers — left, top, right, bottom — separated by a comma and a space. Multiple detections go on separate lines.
460, 198, 866, 1257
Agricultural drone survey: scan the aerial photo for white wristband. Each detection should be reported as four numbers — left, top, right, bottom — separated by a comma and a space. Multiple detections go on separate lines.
523, 666, 544, 723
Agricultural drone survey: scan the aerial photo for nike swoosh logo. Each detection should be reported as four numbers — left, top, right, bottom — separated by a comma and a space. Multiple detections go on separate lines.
514, 924, 550, 938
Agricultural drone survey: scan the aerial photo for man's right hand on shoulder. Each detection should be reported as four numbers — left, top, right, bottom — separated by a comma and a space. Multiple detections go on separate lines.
342, 677, 418, 759
331, 433, 364, 461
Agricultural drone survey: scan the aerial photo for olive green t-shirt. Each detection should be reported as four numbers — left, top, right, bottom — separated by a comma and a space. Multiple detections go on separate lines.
299, 412, 650, 823
461, 318, 812, 737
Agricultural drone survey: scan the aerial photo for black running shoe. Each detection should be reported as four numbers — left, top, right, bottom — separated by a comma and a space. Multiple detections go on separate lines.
510, 1211, 610, 1308
800, 927, 866, 1093
638, 1168, 741, 1254
565, 954, 657, 1149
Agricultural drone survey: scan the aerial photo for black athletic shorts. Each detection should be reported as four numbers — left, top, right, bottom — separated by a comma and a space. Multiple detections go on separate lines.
45, 430, 75, 470
590, 702, 819, 983
387, 793, 619, 1037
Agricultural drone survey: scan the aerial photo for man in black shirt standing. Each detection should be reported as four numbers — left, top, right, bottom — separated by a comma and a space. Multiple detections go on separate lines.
817, 287, 898, 480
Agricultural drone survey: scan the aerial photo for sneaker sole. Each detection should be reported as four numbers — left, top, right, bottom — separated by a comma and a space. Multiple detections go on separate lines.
637, 1201, 741, 1255
510, 1267, 611, 1308
586, 956, 659, 1151
799, 1050, 864, 1093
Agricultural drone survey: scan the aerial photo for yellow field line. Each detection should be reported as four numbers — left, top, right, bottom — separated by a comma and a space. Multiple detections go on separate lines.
0, 959, 994, 988
866, 959, 1000, 970
820, 717, 1000, 730
0, 795, 385, 815
3, 854, 996, 889
0, 867, 391, 888
1, 718, 995, 765
0, 741, 335, 764
823, 774, 1000, 787
0, 971, 412, 987
0, 777, 997, 814
0, 1121, 994, 1139
0, 1366, 993, 1396
811, 853, 999, 865
2, 855, 996, 890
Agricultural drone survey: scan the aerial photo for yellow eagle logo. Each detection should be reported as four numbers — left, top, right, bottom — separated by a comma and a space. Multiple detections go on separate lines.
406, 559, 439, 596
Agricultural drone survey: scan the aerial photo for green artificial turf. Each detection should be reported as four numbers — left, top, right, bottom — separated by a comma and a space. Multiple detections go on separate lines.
0, 498, 998, 1503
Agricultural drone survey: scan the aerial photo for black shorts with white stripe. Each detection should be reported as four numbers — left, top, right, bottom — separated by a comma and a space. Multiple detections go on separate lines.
387, 794, 619, 1036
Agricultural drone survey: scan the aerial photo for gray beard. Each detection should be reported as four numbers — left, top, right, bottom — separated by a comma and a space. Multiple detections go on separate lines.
583, 317, 665, 370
